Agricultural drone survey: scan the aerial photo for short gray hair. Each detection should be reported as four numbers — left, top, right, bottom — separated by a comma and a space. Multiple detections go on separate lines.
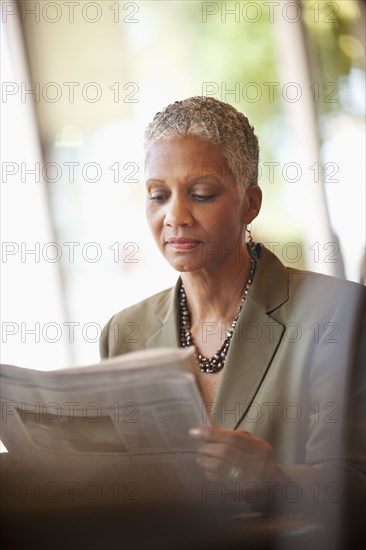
144, 96, 259, 193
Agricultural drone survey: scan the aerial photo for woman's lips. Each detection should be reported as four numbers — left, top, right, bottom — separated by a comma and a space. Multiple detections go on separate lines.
167, 238, 201, 250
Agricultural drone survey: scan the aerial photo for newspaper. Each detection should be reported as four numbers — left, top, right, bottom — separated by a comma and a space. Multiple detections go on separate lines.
0, 347, 211, 506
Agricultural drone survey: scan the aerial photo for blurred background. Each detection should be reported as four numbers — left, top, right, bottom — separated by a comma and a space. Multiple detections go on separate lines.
1, 0, 365, 370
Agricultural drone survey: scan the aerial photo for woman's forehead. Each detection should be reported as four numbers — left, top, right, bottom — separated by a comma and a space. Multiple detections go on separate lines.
145, 137, 234, 185
145, 136, 225, 166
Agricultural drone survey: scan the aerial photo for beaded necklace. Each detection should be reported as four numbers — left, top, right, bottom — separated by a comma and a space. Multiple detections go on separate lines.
179, 245, 258, 373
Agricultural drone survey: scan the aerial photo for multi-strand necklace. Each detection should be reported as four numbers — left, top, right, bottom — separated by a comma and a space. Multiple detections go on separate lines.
179, 250, 257, 374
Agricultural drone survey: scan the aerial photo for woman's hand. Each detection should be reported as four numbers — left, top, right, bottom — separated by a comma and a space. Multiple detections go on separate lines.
189, 426, 281, 488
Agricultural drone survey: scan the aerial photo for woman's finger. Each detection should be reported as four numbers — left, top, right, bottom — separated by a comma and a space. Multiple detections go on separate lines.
198, 442, 261, 466
190, 427, 272, 457
197, 454, 246, 482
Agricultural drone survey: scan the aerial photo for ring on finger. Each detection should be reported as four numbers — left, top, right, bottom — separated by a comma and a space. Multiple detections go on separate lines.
228, 466, 243, 482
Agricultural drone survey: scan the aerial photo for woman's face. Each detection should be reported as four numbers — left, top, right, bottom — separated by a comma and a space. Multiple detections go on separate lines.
145, 136, 259, 273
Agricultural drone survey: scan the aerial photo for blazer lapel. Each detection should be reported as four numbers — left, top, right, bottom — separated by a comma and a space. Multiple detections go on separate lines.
213, 301, 285, 429
213, 247, 289, 430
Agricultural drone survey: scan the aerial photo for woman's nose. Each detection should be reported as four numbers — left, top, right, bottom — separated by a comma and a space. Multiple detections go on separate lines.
164, 196, 193, 227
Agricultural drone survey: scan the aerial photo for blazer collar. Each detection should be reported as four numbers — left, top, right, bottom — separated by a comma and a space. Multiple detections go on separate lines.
248, 244, 289, 314
146, 246, 289, 429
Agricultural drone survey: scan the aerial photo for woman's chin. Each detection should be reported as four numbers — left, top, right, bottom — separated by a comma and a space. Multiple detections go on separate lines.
166, 257, 206, 274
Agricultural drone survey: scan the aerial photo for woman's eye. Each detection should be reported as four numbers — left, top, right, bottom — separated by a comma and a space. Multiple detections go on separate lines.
150, 194, 168, 203
192, 194, 216, 202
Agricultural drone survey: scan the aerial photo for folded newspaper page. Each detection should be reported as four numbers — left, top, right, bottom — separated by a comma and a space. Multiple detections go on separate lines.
0, 347, 212, 505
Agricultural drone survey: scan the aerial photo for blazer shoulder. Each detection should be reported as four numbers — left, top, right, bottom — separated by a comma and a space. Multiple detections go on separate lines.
260, 244, 364, 295
256, 246, 364, 325
113, 287, 174, 323
279, 267, 366, 332
287, 267, 365, 298
99, 286, 175, 359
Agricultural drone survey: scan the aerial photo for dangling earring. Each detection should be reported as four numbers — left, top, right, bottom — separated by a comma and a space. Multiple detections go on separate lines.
246, 224, 256, 258
246, 224, 253, 244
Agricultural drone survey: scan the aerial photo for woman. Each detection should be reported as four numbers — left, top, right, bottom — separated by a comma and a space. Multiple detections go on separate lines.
100, 97, 364, 527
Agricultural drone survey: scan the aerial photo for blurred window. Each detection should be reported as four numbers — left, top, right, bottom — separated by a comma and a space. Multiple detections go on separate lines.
2, 0, 364, 367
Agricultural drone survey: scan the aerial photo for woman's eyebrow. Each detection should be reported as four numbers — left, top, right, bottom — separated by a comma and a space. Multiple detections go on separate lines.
188, 175, 221, 183
145, 175, 223, 190
146, 178, 165, 186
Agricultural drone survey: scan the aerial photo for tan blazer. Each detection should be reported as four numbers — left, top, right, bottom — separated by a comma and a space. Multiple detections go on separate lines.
100, 246, 365, 511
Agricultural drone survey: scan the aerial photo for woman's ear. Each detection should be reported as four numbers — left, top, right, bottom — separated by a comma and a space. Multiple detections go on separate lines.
241, 185, 262, 224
